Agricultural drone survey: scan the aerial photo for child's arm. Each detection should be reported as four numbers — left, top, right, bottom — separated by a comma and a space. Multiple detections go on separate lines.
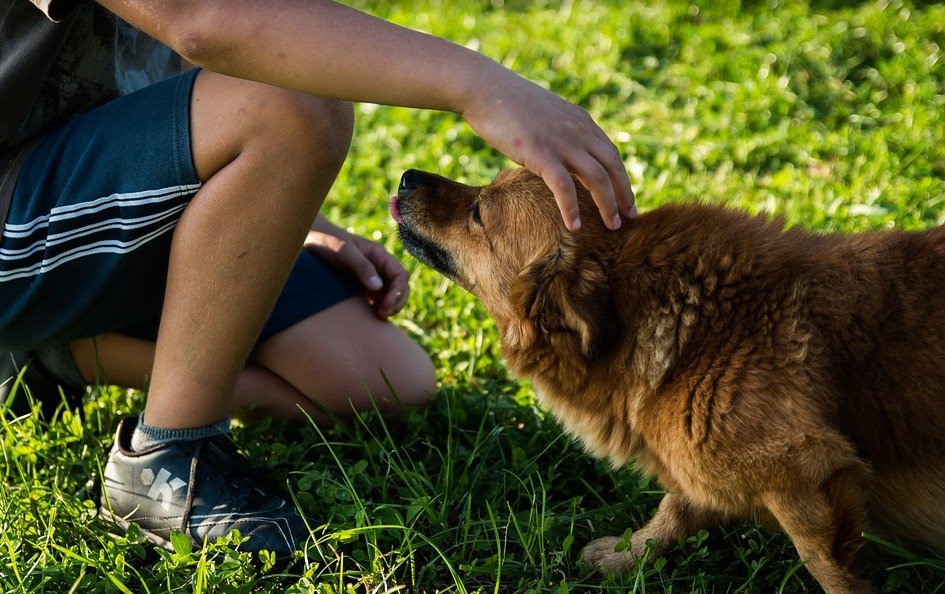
97, 0, 634, 231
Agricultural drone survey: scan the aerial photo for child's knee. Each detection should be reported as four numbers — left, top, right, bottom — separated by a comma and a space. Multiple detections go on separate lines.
190, 70, 353, 178
275, 94, 353, 171
360, 329, 436, 411
391, 341, 436, 407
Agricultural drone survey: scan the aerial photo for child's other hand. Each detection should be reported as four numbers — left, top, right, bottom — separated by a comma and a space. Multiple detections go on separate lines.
305, 222, 409, 319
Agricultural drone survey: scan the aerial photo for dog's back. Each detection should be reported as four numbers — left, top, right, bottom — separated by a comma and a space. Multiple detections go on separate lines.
618, 205, 945, 548
823, 225, 945, 547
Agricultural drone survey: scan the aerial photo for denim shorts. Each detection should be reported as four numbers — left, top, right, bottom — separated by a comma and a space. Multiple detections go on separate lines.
0, 69, 362, 357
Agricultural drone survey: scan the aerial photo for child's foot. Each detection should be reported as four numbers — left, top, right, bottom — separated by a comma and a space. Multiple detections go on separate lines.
99, 417, 306, 557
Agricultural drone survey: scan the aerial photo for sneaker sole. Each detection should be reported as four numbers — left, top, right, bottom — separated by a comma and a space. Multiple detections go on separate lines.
100, 507, 301, 567
99, 507, 177, 552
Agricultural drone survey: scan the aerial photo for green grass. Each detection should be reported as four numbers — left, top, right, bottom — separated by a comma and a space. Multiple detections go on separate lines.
3, 0, 945, 591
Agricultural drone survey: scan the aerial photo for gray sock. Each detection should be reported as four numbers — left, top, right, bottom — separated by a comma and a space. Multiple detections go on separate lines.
130, 412, 231, 452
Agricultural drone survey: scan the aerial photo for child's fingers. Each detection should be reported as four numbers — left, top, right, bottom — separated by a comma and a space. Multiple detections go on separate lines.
590, 140, 636, 219
357, 239, 410, 318
338, 243, 383, 291
375, 257, 410, 317
463, 72, 635, 230
530, 158, 582, 231
569, 151, 623, 231
378, 274, 409, 318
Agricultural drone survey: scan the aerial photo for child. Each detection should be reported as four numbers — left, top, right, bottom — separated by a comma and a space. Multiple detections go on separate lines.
0, 0, 635, 556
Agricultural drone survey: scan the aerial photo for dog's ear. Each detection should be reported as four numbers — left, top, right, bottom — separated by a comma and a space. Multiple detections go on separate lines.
509, 244, 620, 361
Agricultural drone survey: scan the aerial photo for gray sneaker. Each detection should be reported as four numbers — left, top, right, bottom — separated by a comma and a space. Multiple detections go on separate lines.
100, 417, 307, 558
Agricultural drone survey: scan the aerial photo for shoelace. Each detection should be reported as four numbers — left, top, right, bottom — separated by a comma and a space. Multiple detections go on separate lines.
177, 437, 287, 535
178, 438, 204, 534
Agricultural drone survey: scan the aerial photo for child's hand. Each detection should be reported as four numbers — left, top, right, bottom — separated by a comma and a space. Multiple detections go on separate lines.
305, 221, 409, 319
462, 73, 635, 232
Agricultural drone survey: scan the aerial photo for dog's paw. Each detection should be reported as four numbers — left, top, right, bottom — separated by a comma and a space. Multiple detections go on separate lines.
581, 536, 636, 575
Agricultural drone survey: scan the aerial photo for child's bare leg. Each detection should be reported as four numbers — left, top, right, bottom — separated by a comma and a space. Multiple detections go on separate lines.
251, 296, 435, 415
142, 70, 353, 429
69, 332, 322, 421
69, 298, 435, 422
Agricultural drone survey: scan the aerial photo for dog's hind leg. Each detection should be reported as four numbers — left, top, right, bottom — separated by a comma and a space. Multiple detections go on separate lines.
582, 492, 724, 575
762, 465, 873, 594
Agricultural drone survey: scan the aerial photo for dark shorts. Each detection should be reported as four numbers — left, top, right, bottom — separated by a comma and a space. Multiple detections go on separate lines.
0, 69, 362, 354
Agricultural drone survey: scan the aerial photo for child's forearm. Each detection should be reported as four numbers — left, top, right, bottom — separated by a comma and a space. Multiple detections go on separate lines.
98, 0, 498, 115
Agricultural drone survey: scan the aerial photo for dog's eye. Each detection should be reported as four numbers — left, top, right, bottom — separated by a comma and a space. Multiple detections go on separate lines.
471, 201, 483, 226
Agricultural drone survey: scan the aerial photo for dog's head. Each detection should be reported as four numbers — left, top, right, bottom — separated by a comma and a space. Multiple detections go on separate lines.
393, 168, 621, 361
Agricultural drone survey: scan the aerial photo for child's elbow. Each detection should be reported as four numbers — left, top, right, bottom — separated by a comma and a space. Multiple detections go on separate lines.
159, 1, 239, 68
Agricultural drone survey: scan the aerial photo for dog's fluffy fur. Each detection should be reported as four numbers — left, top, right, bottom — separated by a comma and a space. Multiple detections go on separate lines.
395, 168, 945, 594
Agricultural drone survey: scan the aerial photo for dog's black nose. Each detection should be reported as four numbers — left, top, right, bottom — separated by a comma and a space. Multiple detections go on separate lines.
399, 169, 422, 193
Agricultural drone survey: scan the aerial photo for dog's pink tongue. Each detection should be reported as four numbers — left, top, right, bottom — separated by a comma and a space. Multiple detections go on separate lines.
390, 195, 403, 223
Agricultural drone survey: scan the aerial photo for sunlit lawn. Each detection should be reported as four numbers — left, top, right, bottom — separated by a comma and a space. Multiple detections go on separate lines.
2, 0, 944, 591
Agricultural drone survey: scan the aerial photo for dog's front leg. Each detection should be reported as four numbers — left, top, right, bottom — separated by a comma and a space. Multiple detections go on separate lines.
762, 466, 872, 594
582, 492, 723, 575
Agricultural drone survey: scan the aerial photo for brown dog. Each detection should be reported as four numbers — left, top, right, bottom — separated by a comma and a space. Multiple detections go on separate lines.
392, 167, 945, 594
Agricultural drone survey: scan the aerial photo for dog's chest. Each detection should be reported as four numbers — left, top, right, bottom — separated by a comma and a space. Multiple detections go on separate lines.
534, 380, 648, 468
536, 379, 756, 513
